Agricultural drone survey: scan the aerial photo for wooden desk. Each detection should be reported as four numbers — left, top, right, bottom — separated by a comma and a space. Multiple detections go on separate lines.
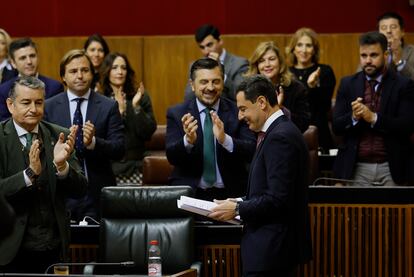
70, 187, 414, 277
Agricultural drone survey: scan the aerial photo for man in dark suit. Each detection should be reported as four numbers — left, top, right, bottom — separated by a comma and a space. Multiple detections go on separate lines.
167, 58, 256, 201
0, 76, 87, 273
44, 49, 124, 221
210, 75, 311, 276
184, 24, 249, 101
0, 38, 64, 121
333, 32, 414, 186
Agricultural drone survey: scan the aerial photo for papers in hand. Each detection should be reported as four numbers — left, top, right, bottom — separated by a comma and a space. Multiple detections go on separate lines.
177, 196, 241, 225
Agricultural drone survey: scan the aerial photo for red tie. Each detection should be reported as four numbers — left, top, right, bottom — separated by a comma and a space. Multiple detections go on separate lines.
256, 131, 266, 149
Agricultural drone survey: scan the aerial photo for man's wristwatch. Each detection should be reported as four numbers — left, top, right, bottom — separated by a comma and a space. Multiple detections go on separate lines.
235, 202, 240, 216
25, 167, 39, 181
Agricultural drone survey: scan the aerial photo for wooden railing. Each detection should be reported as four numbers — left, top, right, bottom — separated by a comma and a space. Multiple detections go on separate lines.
69, 188, 414, 277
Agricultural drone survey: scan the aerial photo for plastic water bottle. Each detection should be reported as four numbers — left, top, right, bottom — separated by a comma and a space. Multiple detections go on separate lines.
148, 240, 162, 276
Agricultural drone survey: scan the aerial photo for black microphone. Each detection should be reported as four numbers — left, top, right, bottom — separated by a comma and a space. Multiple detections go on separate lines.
312, 176, 383, 186
44, 261, 135, 274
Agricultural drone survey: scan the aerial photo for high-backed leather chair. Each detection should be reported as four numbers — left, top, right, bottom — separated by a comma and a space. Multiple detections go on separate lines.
303, 125, 319, 185
142, 156, 173, 185
145, 125, 166, 156
92, 186, 199, 275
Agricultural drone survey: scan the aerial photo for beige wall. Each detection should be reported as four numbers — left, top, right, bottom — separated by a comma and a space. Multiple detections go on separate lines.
32, 33, 414, 124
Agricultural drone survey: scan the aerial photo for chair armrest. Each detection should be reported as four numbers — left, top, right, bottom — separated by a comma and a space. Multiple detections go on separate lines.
170, 268, 198, 277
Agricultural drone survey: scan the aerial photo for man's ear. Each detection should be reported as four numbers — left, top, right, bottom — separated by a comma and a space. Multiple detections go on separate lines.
10, 58, 17, 69
6, 98, 14, 114
257, 95, 267, 110
190, 79, 195, 92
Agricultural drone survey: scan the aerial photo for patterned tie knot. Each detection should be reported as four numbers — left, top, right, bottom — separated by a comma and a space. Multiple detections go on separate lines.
368, 80, 378, 93
25, 132, 33, 150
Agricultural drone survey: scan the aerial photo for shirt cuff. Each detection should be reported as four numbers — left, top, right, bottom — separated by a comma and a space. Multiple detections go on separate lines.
352, 116, 359, 126
220, 134, 234, 153
183, 135, 194, 153
23, 171, 33, 187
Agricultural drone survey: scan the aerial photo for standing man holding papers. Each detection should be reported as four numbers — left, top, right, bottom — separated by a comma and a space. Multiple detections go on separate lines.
210, 75, 312, 276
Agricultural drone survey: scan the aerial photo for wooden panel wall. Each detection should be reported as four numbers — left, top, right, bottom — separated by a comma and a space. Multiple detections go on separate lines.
32, 34, 414, 124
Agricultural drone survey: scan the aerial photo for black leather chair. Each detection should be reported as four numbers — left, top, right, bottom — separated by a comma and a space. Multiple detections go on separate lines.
86, 186, 200, 276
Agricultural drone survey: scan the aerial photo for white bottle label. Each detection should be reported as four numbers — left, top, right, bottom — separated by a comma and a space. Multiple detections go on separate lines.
148, 263, 162, 276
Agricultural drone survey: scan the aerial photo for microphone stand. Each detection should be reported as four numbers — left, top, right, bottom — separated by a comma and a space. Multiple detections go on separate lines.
44, 261, 135, 274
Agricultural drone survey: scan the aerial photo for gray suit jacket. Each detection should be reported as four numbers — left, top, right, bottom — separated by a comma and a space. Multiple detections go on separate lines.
184, 51, 249, 101
401, 44, 414, 80
0, 120, 87, 265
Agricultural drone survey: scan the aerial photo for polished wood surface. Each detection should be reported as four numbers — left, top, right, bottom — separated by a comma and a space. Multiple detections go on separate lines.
32, 34, 414, 124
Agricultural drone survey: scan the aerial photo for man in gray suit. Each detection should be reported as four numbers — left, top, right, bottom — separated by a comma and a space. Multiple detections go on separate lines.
184, 24, 249, 101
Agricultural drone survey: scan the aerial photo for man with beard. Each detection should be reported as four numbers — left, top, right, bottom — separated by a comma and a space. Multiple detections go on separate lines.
332, 31, 414, 186
167, 58, 256, 201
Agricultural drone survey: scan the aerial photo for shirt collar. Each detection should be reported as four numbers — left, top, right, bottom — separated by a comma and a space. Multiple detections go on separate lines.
67, 89, 91, 102
13, 120, 39, 137
365, 73, 383, 83
261, 109, 284, 132
219, 49, 227, 65
196, 98, 220, 114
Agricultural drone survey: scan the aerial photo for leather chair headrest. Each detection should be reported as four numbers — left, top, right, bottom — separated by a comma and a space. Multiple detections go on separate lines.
101, 186, 193, 218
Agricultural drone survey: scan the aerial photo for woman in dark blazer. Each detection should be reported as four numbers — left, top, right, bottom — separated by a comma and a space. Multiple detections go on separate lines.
288, 27, 336, 152
245, 41, 310, 132
99, 52, 157, 185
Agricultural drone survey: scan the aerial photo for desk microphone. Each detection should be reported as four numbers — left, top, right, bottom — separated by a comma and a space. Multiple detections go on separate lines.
44, 261, 135, 274
312, 177, 382, 186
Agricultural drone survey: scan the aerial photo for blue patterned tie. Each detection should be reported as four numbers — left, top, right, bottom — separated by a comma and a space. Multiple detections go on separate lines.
73, 98, 85, 168
202, 108, 216, 186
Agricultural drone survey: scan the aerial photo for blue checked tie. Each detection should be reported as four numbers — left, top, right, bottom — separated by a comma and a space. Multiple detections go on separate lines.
202, 108, 216, 186
73, 98, 85, 168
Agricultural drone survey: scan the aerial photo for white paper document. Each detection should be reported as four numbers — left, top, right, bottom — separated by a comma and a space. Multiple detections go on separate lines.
177, 195, 241, 225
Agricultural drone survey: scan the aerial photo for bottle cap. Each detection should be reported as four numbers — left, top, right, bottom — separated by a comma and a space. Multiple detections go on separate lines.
150, 240, 159, 245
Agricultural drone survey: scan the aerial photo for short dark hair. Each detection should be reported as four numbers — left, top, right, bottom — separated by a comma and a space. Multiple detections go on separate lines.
377, 11, 405, 29
83, 33, 110, 57
236, 75, 278, 107
9, 38, 37, 61
359, 31, 388, 52
195, 24, 221, 43
190, 58, 224, 81
9, 76, 45, 100
59, 49, 94, 78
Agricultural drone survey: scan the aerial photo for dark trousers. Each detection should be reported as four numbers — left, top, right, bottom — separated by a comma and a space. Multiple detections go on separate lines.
0, 248, 60, 273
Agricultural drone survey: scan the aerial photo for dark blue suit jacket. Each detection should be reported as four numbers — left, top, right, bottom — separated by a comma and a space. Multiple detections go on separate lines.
166, 97, 256, 197
0, 75, 64, 121
44, 91, 125, 202
332, 69, 414, 184
239, 115, 311, 272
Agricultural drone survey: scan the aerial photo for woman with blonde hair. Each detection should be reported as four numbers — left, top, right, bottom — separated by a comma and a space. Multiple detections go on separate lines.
0, 28, 17, 83
245, 41, 310, 132
288, 27, 336, 152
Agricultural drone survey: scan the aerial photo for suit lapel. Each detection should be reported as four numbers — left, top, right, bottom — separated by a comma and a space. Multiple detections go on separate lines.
39, 122, 57, 200
54, 94, 72, 127
3, 120, 26, 172
379, 70, 395, 113
85, 91, 100, 123
223, 53, 233, 86
353, 73, 366, 100
246, 115, 286, 197
188, 99, 203, 151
